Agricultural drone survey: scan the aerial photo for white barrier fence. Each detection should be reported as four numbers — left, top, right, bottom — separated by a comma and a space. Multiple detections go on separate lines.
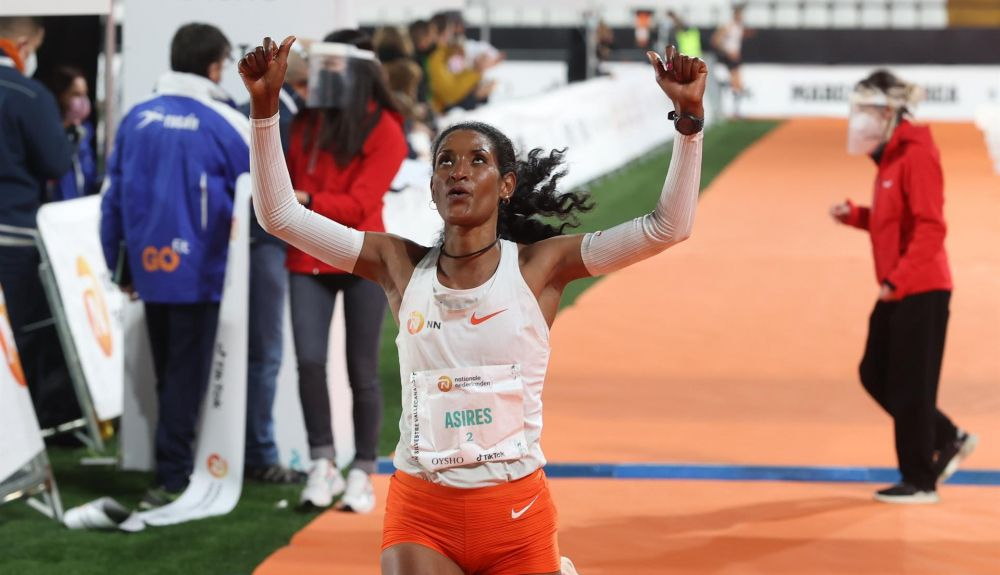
36, 197, 126, 425
734, 64, 1000, 122
975, 105, 1000, 175
0, 286, 45, 484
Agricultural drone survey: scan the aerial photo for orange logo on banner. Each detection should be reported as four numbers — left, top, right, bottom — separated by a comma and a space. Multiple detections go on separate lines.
77, 256, 113, 357
407, 311, 425, 335
207, 453, 228, 478
0, 303, 26, 386
142, 246, 181, 272
437, 375, 454, 393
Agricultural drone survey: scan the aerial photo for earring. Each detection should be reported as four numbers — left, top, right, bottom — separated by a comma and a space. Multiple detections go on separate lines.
502, 196, 511, 205
429, 200, 437, 210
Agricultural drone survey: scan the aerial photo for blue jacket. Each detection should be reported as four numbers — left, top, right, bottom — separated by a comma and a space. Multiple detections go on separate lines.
53, 121, 99, 201
0, 61, 72, 243
100, 72, 250, 303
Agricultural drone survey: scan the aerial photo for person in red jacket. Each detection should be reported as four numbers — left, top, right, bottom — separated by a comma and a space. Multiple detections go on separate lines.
287, 29, 407, 512
831, 70, 977, 504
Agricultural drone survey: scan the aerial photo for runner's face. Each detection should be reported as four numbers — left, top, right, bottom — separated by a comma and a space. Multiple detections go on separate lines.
432, 130, 512, 227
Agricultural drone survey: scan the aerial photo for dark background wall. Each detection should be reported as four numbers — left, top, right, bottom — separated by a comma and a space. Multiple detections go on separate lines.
464, 26, 1000, 65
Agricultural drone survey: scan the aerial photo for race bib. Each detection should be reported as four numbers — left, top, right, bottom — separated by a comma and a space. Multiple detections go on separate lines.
407, 364, 528, 472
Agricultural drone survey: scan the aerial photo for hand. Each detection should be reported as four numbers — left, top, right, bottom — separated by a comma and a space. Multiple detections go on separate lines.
878, 283, 898, 302
829, 201, 851, 224
646, 45, 707, 118
238, 35, 296, 119
120, 284, 139, 301
474, 53, 496, 73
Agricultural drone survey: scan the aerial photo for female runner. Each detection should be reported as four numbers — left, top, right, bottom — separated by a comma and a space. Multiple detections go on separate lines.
240, 36, 706, 575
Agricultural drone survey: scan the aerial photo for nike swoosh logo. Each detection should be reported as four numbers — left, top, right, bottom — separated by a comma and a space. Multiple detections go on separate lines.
470, 308, 507, 326
511, 495, 540, 520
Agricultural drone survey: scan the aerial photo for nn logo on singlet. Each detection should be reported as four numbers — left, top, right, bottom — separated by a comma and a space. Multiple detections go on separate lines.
406, 311, 441, 335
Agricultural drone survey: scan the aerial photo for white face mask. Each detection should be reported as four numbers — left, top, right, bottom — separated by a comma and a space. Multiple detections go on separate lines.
846, 109, 888, 156
23, 51, 37, 77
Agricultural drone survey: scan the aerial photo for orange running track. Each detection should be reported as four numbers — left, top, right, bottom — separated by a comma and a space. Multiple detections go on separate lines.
255, 119, 1000, 575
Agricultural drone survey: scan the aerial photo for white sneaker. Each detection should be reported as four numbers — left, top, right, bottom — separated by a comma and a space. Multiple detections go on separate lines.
336, 469, 375, 514
299, 459, 345, 508
561, 556, 581, 575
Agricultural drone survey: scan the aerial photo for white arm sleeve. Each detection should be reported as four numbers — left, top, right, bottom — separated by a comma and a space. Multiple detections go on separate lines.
250, 113, 364, 272
581, 131, 702, 276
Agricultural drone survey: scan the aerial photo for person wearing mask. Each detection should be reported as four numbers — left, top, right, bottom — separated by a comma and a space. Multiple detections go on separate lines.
239, 45, 310, 485
40, 66, 99, 200
426, 12, 497, 113
0, 17, 76, 430
830, 70, 977, 504
100, 23, 250, 508
284, 30, 407, 513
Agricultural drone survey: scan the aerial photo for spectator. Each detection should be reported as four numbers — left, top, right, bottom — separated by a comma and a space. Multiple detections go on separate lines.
40, 66, 99, 200
426, 12, 497, 113
374, 26, 433, 159
0, 16, 77, 430
100, 23, 249, 508
239, 44, 310, 485
448, 11, 504, 72
407, 19, 436, 105
288, 29, 407, 513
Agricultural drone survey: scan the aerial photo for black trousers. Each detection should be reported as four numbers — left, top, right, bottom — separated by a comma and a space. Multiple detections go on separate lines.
0, 245, 79, 429
289, 273, 386, 473
145, 302, 220, 491
859, 290, 957, 490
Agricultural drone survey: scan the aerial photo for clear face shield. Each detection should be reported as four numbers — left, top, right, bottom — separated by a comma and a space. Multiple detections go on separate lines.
847, 91, 893, 156
306, 42, 378, 109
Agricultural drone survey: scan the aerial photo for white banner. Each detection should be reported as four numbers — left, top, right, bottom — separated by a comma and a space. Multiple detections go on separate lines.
0, 0, 110, 15
139, 176, 251, 526
36, 196, 125, 422
442, 63, 679, 191
119, 300, 157, 472
122, 0, 355, 114
0, 286, 45, 483
734, 64, 1000, 122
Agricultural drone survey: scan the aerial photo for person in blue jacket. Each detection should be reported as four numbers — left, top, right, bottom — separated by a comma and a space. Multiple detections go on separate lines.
237, 45, 309, 485
0, 17, 77, 429
39, 66, 100, 200
100, 23, 249, 508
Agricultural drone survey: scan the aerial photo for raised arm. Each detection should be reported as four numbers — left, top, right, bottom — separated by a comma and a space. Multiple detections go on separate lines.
238, 36, 416, 288
529, 45, 705, 287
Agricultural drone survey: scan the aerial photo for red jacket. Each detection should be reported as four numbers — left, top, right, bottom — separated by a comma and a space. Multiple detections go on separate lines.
286, 108, 407, 274
844, 120, 952, 298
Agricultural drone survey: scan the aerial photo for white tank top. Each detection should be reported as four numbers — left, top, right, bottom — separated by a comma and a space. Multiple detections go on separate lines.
393, 240, 550, 488
721, 23, 744, 57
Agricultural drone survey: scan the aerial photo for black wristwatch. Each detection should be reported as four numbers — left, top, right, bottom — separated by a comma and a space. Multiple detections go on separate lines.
669, 111, 705, 135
